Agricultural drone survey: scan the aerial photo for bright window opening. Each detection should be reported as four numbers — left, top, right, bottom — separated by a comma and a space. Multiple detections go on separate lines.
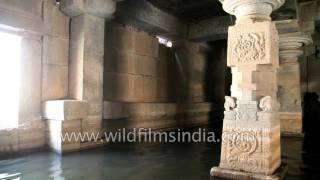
157, 36, 173, 48
0, 31, 22, 130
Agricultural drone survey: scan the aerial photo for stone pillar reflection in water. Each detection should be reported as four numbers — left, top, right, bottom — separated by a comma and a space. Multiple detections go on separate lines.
211, 0, 285, 178
278, 33, 312, 134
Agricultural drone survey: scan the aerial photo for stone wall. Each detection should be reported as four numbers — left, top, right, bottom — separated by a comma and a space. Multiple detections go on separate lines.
104, 22, 176, 102
0, 0, 69, 154
0, 2, 213, 154
103, 22, 212, 131
301, 33, 320, 96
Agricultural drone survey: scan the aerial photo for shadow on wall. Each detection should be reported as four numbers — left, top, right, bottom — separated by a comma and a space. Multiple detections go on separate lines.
204, 40, 231, 128
302, 92, 320, 172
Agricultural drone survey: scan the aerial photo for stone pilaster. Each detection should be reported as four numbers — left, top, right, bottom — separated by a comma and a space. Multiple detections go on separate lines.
54, 0, 116, 149
278, 32, 312, 134
211, 0, 286, 179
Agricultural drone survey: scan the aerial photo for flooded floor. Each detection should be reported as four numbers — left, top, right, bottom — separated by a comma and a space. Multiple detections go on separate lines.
0, 131, 319, 179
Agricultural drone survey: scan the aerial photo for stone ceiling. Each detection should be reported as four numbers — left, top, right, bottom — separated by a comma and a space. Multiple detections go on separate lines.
147, 0, 297, 22
147, 0, 226, 22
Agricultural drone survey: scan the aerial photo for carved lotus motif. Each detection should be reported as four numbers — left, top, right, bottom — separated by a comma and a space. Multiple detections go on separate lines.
233, 131, 257, 155
232, 33, 266, 63
223, 129, 259, 167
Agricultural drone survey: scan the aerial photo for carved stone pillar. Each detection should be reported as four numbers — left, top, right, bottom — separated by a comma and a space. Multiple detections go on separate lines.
211, 0, 287, 179
278, 33, 312, 134
59, 0, 116, 145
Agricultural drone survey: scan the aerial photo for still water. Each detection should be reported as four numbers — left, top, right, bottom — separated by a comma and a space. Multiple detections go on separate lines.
0, 133, 319, 179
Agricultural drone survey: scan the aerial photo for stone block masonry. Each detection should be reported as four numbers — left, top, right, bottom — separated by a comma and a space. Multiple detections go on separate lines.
0, 0, 70, 155
104, 22, 176, 103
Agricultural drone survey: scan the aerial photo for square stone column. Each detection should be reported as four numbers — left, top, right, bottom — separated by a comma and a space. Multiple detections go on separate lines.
278, 32, 312, 134
211, 0, 287, 179
59, 0, 116, 139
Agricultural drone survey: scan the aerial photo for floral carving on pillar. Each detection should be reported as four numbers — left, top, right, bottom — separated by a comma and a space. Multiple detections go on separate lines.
221, 128, 265, 172
232, 33, 266, 63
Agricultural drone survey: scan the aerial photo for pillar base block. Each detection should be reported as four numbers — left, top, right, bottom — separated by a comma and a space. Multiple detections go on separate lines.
210, 164, 287, 180
280, 112, 302, 134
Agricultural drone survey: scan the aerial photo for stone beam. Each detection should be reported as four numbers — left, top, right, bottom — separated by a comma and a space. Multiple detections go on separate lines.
115, 0, 187, 39
272, 0, 298, 20
188, 16, 233, 42
275, 19, 299, 34
113, 0, 298, 42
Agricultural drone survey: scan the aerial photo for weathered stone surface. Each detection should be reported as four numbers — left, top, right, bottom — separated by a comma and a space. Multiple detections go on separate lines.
188, 16, 230, 42
0, 0, 73, 154
280, 112, 302, 134
44, 1, 69, 38
143, 77, 157, 101
278, 62, 301, 111
298, 1, 317, 22
103, 101, 211, 131
0, 0, 42, 19
0, 130, 19, 153
47, 119, 82, 154
104, 72, 144, 102
69, 14, 105, 124
84, 0, 116, 18
69, 14, 104, 97
0, 0, 44, 34
43, 100, 88, 121
18, 123, 46, 151
67, 12, 106, 143
105, 50, 143, 75
60, 0, 84, 17
134, 30, 159, 58
275, 20, 299, 34
42, 64, 68, 100
299, 21, 315, 34
43, 36, 69, 66
211, 164, 288, 180
214, 0, 284, 176
278, 32, 312, 134
115, 0, 187, 38
60, 0, 116, 18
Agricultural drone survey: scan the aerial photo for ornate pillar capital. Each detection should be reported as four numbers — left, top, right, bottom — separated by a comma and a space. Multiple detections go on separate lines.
220, 0, 284, 19
59, 0, 116, 18
279, 32, 312, 62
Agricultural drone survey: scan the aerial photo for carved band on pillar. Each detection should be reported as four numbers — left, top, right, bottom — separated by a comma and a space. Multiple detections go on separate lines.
278, 32, 312, 134
212, 0, 286, 178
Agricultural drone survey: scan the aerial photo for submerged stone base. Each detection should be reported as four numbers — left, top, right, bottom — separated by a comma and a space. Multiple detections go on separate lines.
210, 164, 287, 180
280, 112, 302, 134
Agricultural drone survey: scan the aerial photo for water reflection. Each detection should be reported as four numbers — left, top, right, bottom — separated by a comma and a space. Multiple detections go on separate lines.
0, 128, 318, 180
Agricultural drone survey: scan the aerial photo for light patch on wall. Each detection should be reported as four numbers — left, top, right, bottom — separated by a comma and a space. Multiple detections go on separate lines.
0, 31, 22, 130
157, 36, 173, 48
